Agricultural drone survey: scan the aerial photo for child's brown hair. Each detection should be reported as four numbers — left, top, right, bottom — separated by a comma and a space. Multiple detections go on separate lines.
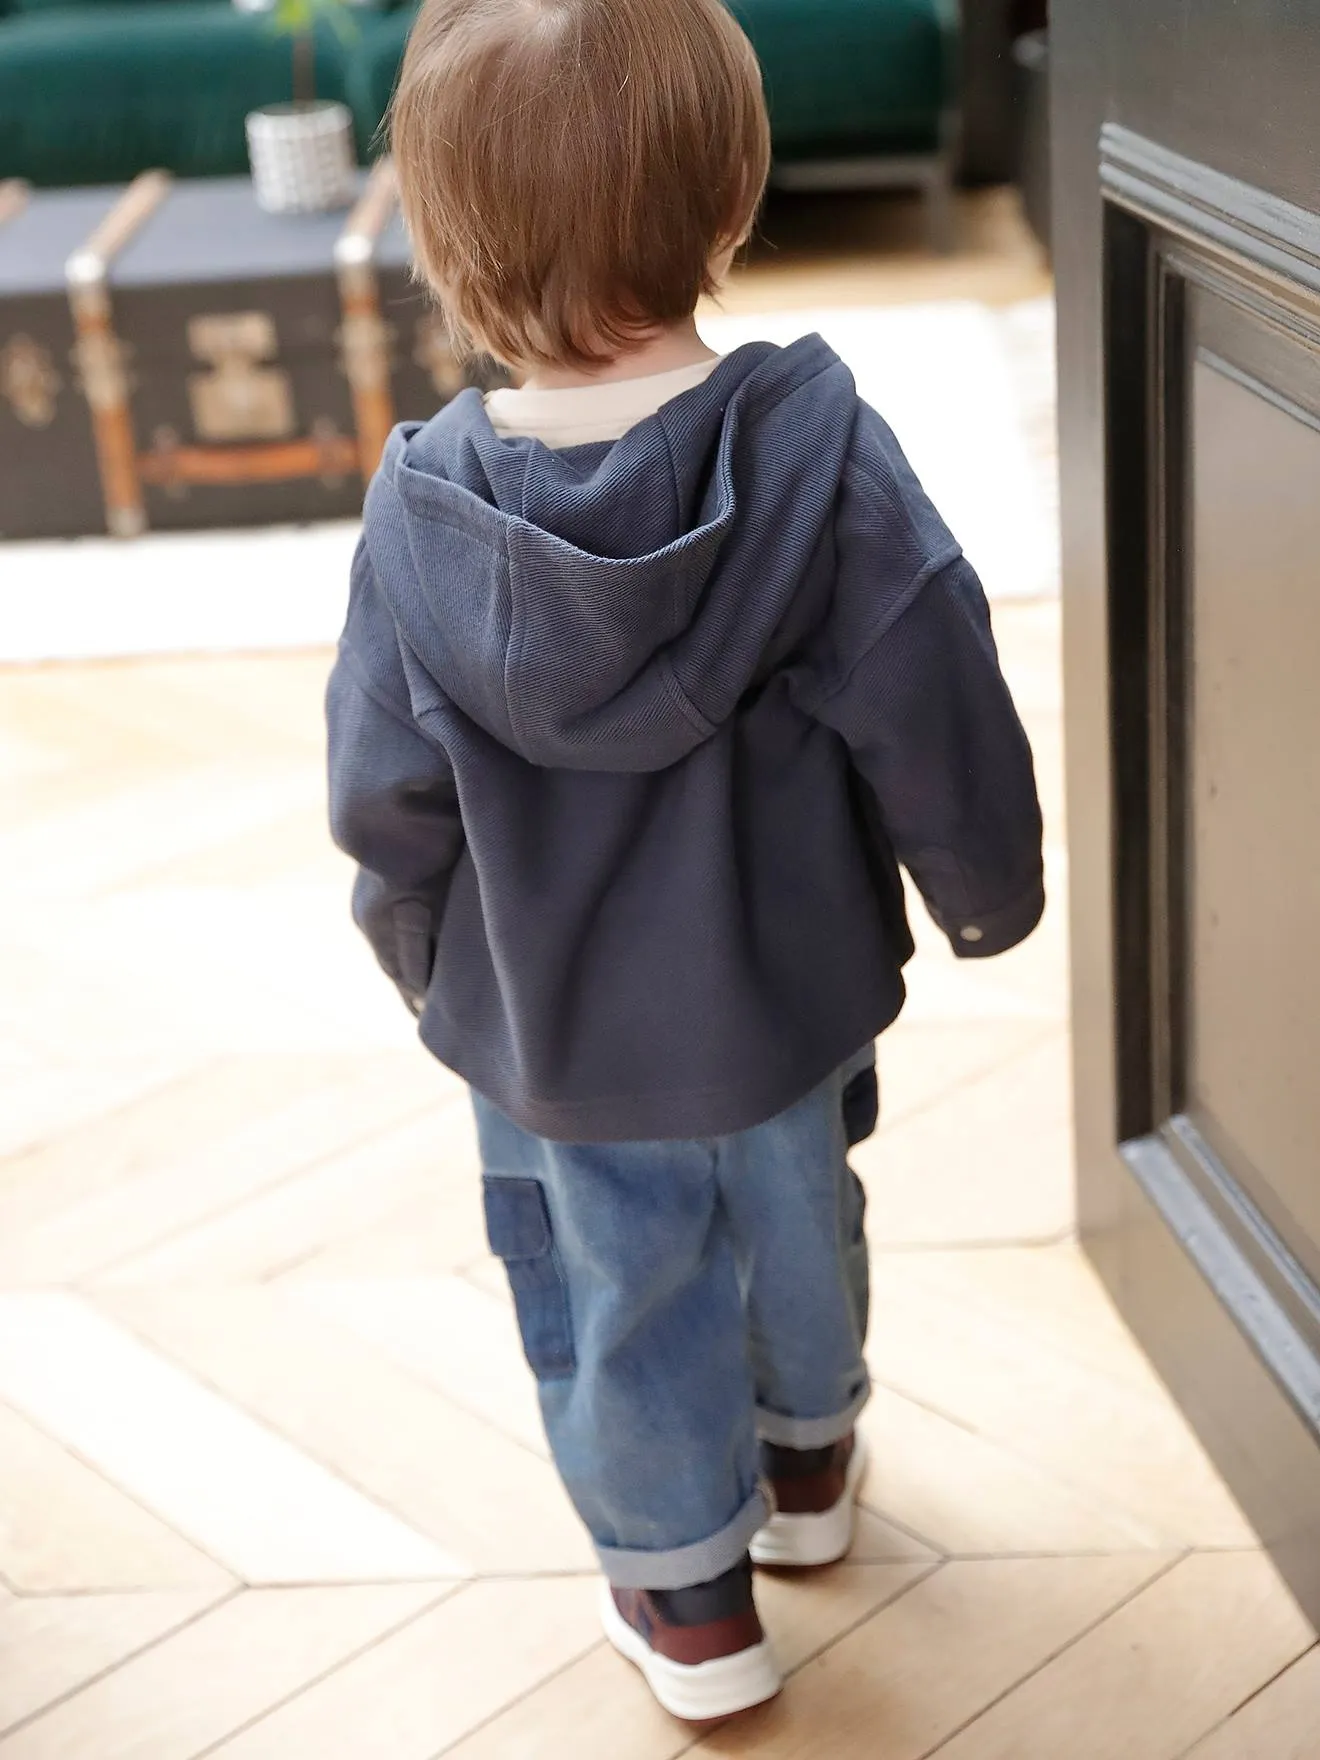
391, 0, 771, 371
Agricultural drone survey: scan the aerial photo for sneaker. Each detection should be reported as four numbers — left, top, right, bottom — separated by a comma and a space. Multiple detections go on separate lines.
750, 1431, 867, 1568
600, 1556, 782, 1721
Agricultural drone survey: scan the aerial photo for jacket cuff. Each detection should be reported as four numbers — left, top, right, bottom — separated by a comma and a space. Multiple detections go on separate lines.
944, 877, 1045, 959
351, 873, 436, 1012
388, 898, 435, 1012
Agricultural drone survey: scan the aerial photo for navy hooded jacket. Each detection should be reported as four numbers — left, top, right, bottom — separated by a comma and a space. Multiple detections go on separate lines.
327, 336, 1044, 1142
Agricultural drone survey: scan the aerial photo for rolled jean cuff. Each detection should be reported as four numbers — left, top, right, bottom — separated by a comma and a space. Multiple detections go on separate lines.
595, 1486, 769, 1591
755, 1376, 871, 1450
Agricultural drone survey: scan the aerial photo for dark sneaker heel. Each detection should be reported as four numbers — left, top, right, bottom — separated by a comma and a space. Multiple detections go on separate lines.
751, 1432, 867, 1568
601, 1558, 782, 1720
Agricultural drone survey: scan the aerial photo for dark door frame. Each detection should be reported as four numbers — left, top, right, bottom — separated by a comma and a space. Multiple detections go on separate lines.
1071, 122, 1320, 1622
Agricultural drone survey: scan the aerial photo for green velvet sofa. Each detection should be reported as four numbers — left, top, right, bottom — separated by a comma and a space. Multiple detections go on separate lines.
0, 0, 963, 234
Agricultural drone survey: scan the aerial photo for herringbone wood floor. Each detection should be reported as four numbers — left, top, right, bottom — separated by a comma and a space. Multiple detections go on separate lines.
0, 192, 1314, 1756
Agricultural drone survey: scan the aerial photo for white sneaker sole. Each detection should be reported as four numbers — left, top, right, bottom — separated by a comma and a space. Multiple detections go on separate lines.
750, 1435, 868, 1568
599, 1581, 782, 1721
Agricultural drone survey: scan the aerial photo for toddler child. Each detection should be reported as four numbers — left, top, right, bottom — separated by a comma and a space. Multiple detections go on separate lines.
327, 0, 1043, 1720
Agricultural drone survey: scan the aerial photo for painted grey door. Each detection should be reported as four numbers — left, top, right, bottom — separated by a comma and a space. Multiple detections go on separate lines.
1054, 0, 1320, 1621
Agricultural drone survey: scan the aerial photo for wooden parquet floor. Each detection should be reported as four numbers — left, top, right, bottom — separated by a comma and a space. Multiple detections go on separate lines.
0, 193, 1314, 1756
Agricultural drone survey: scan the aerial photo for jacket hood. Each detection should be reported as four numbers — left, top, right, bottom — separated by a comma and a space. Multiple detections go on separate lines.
362, 335, 857, 772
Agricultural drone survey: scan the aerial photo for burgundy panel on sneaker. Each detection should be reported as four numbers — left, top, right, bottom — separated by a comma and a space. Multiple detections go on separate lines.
611, 1559, 764, 1667
763, 1432, 856, 1515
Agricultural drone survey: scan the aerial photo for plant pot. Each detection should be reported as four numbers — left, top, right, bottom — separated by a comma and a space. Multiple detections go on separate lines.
246, 100, 358, 216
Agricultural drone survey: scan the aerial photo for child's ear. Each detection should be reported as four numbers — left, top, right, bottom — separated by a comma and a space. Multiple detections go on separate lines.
708, 238, 741, 286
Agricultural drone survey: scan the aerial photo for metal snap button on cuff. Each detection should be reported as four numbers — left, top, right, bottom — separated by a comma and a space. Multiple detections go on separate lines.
960, 925, 985, 943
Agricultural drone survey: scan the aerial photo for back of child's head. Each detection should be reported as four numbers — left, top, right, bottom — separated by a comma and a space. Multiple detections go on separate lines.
391, 0, 770, 373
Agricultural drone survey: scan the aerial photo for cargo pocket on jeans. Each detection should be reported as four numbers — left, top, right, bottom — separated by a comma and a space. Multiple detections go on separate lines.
482, 1176, 576, 1381
842, 1064, 879, 1148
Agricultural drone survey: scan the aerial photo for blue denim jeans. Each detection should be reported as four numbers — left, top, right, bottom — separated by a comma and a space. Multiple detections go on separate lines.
472, 1064, 871, 1591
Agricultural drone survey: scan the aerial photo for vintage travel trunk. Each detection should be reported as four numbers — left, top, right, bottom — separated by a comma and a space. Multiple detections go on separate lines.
0, 165, 492, 541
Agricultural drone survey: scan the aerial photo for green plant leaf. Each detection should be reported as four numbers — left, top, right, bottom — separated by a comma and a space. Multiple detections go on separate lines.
269, 0, 358, 42
271, 0, 312, 33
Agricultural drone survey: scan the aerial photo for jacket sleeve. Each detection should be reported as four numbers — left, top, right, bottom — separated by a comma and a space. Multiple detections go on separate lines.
812, 550, 1045, 959
326, 541, 465, 1013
